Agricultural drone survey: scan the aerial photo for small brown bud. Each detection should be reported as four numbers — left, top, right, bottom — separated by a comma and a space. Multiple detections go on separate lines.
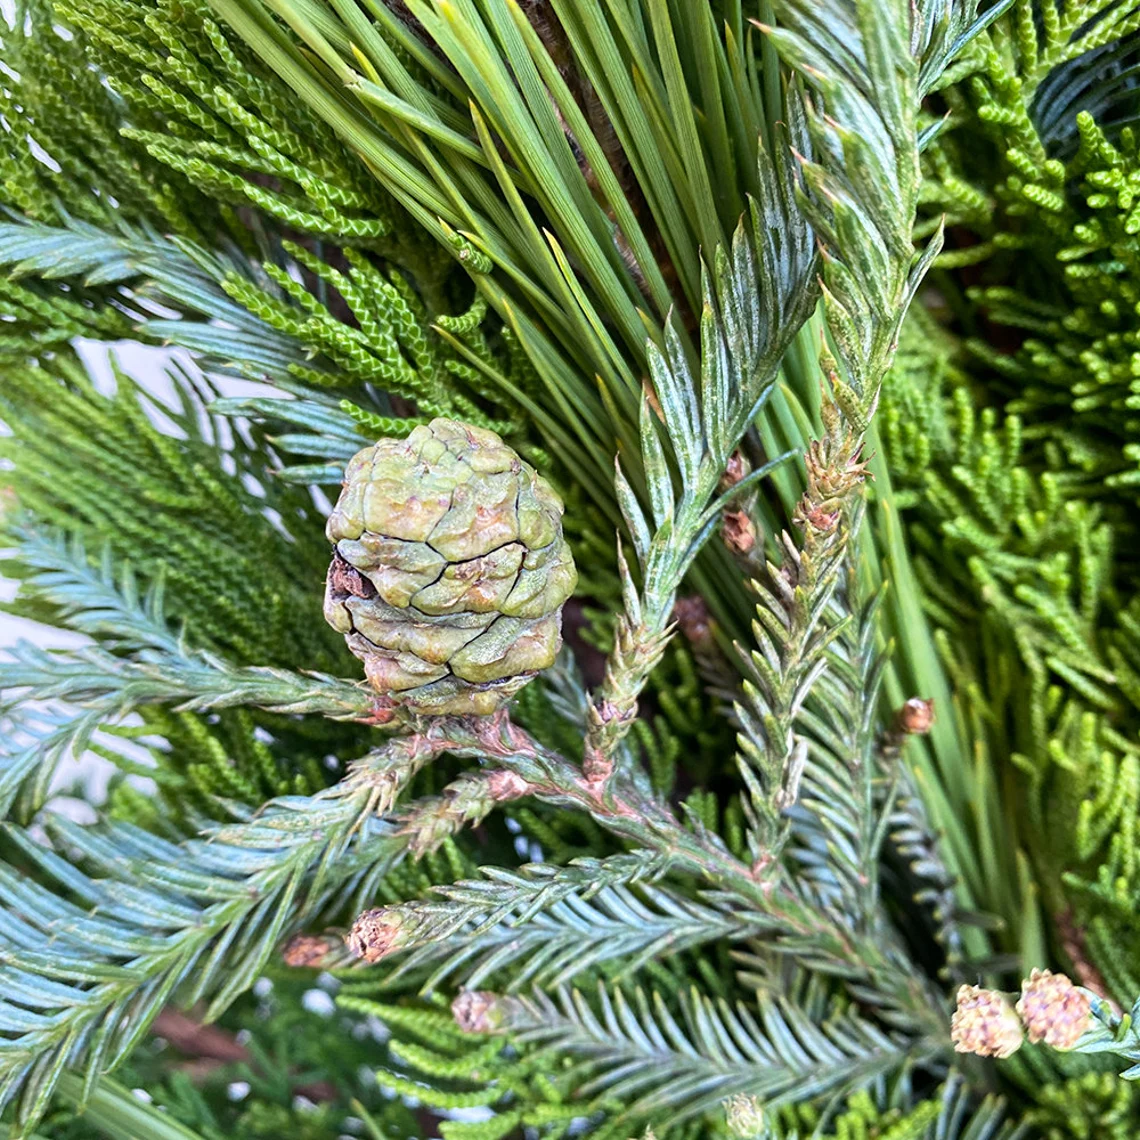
951, 985, 1023, 1058
720, 451, 751, 492
486, 769, 531, 802
282, 934, 333, 969
345, 907, 409, 963
361, 698, 399, 726
1017, 969, 1091, 1049
452, 990, 506, 1034
723, 509, 756, 554
896, 697, 935, 735
673, 596, 713, 646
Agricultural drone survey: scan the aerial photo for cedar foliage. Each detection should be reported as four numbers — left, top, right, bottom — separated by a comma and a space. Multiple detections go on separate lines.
3, 0, 1140, 1138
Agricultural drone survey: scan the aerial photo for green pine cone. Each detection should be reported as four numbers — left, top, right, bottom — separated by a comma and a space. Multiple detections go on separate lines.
324, 419, 577, 716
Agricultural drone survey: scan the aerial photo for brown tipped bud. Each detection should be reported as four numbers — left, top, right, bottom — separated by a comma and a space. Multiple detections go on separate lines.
951, 985, 1023, 1058
896, 697, 935, 735
723, 509, 757, 554
345, 907, 410, 963
282, 934, 333, 969
1017, 969, 1091, 1049
486, 769, 531, 802
673, 596, 713, 646
720, 451, 751, 492
452, 990, 507, 1034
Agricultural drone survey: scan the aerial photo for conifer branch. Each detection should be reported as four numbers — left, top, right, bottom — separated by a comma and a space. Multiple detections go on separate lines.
346, 852, 764, 990
0, 529, 382, 816
352, 711, 945, 1039
584, 143, 818, 782
0, 218, 300, 368
734, 403, 871, 868
882, 704, 968, 979
1072, 993, 1140, 1077
0, 646, 380, 815
0, 0, 1104, 1134
466, 982, 939, 1128
780, 504, 898, 930
0, 783, 410, 1131
0, 219, 505, 470
765, 0, 947, 425
716, 0, 967, 905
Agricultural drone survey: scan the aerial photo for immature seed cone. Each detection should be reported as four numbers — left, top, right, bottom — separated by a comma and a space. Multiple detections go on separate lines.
325, 419, 577, 716
1017, 969, 1091, 1049
951, 985, 1024, 1059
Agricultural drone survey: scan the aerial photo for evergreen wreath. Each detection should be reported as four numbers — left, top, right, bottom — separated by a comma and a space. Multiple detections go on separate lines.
3, 1, 1140, 1137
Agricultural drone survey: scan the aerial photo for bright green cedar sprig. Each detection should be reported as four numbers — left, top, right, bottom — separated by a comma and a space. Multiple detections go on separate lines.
893, 0, 1140, 995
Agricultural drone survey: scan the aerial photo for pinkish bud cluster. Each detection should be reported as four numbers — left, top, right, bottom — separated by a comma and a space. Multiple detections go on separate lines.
722, 508, 757, 554
950, 970, 1092, 1059
1017, 969, 1091, 1050
950, 985, 1024, 1058
720, 451, 751, 491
